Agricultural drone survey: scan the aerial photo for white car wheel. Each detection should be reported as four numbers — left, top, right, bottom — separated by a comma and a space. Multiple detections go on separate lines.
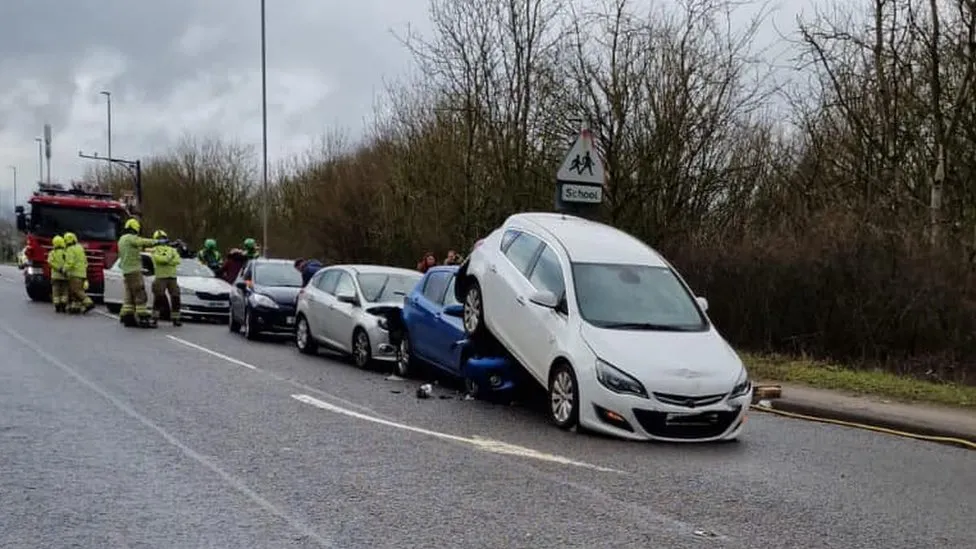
352, 329, 371, 369
296, 316, 317, 354
549, 363, 580, 430
463, 282, 483, 335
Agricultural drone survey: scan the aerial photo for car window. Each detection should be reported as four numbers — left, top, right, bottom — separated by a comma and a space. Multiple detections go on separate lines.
241, 265, 252, 281
422, 272, 451, 305
335, 272, 356, 297
503, 232, 542, 276
254, 263, 303, 287
500, 229, 519, 252
444, 275, 460, 307
571, 263, 707, 331
528, 245, 565, 297
177, 261, 214, 277
358, 272, 423, 302
315, 270, 340, 294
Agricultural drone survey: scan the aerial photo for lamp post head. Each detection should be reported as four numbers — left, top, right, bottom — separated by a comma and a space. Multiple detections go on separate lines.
100, 90, 110, 97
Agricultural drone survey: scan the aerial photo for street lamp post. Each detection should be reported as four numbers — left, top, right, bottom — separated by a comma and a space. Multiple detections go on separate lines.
100, 91, 112, 181
260, 0, 269, 257
34, 137, 42, 186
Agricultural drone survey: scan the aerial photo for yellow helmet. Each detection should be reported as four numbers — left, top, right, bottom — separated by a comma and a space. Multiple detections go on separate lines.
153, 229, 168, 240
124, 218, 141, 233
52, 235, 65, 248
63, 232, 78, 245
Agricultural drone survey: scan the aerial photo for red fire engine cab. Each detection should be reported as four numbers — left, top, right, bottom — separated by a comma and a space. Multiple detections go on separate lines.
15, 183, 129, 302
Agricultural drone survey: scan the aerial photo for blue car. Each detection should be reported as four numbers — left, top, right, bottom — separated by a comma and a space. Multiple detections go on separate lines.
398, 265, 516, 396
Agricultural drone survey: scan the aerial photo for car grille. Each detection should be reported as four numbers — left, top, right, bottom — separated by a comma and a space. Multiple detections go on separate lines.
652, 392, 727, 408
632, 407, 741, 439
196, 291, 230, 301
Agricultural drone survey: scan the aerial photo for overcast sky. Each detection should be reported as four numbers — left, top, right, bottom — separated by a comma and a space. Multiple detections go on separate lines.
0, 0, 809, 214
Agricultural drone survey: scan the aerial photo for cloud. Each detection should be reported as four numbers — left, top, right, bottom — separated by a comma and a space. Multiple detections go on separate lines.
0, 0, 430, 210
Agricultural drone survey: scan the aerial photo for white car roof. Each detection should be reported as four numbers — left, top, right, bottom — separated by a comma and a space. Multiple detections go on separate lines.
504, 212, 668, 267
333, 264, 422, 277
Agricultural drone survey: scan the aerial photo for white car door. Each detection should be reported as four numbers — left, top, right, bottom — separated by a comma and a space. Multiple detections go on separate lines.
321, 271, 359, 352
487, 230, 543, 355
513, 243, 569, 380
103, 260, 123, 304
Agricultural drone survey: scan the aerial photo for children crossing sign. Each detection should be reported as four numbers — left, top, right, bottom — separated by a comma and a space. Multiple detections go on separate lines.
555, 129, 604, 213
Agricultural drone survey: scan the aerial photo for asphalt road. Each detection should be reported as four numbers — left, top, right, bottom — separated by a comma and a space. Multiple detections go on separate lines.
0, 265, 973, 549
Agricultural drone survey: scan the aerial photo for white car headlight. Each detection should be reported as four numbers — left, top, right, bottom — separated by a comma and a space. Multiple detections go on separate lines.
729, 368, 751, 398
250, 293, 279, 309
180, 286, 195, 295
376, 316, 388, 330
595, 359, 648, 398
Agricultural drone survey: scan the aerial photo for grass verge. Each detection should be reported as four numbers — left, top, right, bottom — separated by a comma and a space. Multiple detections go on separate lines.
741, 352, 976, 409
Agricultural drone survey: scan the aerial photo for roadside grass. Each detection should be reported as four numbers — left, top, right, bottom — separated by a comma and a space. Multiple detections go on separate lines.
741, 352, 976, 408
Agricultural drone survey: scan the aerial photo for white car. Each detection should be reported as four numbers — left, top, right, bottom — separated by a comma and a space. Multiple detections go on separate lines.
454, 212, 752, 442
103, 253, 234, 320
295, 264, 422, 369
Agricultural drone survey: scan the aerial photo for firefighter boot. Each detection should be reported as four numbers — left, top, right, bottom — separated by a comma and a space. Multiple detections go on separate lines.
120, 313, 138, 327
83, 302, 95, 314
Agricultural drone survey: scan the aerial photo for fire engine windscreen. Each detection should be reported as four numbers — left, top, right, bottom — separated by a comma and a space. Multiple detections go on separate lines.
30, 205, 121, 241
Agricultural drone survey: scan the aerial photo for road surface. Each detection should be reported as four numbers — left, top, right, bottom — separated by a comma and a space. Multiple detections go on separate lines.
0, 265, 972, 548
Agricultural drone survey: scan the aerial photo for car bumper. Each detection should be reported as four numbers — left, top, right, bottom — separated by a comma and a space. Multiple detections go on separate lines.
180, 295, 231, 317
365, 325, 398, 362
251, 305, 297, 333
579, 383, 752, 442
464, 354, 517, 392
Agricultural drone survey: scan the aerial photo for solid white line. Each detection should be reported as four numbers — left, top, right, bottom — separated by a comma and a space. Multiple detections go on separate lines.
1, 325, 336, 548
95, 309, 117, 320
167, 335, 257, 370
291, 393, 625, 474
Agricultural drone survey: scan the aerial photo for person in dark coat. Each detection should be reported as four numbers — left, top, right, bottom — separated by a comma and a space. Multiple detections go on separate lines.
294, 258, 324, 287
220, 248, 250, 284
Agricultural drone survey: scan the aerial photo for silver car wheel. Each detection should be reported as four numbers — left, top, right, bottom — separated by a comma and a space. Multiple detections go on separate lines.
395, 338, 410, 377
463, 287, 481, 333
296, 318, 309, 349
353, 331, 370, 368
550, 370, 575, 424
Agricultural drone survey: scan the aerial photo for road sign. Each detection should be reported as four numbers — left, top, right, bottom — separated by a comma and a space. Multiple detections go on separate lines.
560, 183, 602, 203
556, 129, 604, 185
43, 124, 52, 159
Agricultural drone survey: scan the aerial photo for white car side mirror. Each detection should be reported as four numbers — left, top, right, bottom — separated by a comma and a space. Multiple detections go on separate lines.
696, 296, 709, 312
529, 289, 559, 309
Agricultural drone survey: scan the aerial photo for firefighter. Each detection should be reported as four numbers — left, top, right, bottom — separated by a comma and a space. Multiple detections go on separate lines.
62, 232, 95, 314
47, 235, 69, 313
242, 238, 260, 259
150, 230, 182, 326
118, 218, 166, 328
197, 238, 222, 274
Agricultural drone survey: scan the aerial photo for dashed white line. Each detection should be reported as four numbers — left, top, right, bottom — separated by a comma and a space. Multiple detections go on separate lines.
1, 325, 336, 548
167, 335, 257, 370
291, 393, 625, 474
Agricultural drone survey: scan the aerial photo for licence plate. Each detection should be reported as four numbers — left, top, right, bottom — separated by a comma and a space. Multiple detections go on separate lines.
206, 301, 227, 308
286, 316, 295, 325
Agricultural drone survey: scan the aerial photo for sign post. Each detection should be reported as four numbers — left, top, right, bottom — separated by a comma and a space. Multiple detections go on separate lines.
554, 128, 604, 217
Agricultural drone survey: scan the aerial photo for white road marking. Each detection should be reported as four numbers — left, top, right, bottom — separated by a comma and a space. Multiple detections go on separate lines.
1, 325, 336, 548
95, 309, 117, 320
291, 393, 625, 474
167, 335, 257, 370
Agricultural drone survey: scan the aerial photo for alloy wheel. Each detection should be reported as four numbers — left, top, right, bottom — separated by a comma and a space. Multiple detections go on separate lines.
354, 331, 370, 368
395, 338, 410, 377
297, 318, 309, 349
550, 370, 575, 424
463, 287, 481, 333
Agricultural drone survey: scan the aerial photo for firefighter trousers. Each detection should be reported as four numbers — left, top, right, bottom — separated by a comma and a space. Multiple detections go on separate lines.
152, 277, 181, 321
67, 278, 93, 313
121, 272, 150, 319
51, 278, 68, 309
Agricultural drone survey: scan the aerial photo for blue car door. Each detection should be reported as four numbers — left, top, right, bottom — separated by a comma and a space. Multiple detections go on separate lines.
413, 271, 451, 363
432, 274, 466, 374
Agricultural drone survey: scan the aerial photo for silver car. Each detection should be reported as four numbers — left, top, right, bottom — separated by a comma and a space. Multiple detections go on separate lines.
295, 264, 422, 368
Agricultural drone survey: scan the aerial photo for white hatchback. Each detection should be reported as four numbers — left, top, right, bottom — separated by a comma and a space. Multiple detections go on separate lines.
454, 212, 752, 442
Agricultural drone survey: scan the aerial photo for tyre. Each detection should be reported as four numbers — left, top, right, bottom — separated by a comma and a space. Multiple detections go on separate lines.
548, 362, 580, 430
462, 279, 488, 341
395, 331, 419, 377
352, 328, 371, 369
106, 303, 121, 314
295, 315, 318, 355
229, 307, 241, 333
243, 307, 258, 340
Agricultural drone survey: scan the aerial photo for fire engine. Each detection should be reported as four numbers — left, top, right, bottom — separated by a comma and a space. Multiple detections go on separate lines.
15, 183, 131, 302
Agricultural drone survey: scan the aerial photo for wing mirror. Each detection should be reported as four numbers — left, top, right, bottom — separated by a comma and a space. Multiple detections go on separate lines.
337, 292, 359, 306
529, 289, 559, 309
443, 303, 464, 317
236, 281, 248, 290
696, 296, 709, 312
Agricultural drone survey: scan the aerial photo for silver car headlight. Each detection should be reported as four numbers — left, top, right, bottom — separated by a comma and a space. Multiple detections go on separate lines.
374, 315, 388, 331
595, 359, 648, 398
180, 286, 194, 295
729, 368, 752, 398
250, 293, 278, 309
